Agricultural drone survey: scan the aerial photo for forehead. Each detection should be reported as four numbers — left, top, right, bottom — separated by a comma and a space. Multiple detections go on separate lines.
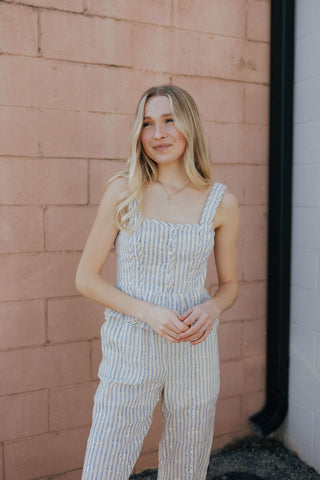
144, 95, 172, 117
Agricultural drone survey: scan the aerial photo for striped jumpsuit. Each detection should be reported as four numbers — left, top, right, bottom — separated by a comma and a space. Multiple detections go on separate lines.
82, 182, 227, 480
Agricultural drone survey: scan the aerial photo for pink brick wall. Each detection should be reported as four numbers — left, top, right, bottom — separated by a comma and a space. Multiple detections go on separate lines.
0, 0, 270, 478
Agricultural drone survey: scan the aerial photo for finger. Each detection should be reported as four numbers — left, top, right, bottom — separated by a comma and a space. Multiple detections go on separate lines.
179, 318, 206, 339
191, 329, 210, 345
181, 311, 200, 327
179, 309, 192, 321
171, 316, 190, 333
182, 325, 207, 343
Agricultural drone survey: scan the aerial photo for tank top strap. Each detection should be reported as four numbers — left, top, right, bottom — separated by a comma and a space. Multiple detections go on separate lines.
200, 182, 227, 228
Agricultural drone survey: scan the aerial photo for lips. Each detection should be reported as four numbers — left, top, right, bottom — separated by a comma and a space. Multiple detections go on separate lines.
153, 143, 172, 151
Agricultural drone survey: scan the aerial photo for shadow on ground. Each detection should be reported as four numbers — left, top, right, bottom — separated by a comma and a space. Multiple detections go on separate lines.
130, 438, 320, 480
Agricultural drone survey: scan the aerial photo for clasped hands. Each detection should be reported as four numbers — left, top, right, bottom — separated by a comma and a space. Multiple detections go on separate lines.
145, 302, 220, 345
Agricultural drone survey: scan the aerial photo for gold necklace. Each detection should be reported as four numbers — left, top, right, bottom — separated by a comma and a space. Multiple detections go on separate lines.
157, 179, 190, 204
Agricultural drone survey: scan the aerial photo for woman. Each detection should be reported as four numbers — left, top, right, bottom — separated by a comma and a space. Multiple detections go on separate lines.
76, 85, 239, 479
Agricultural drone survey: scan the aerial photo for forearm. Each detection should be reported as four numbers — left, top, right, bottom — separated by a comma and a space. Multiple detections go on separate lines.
202, 280, 239, 319
76, 273, 153, 323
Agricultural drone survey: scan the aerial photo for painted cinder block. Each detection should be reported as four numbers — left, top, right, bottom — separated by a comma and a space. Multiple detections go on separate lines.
87, 0, 172, 26
0, 158, 87, 206
206, 123, 269, 166
293, 121, 320, 165
292, 206, 320, 249
222, 281, 266, 322
242, 318, 266, 357
220, 360, 244, 399
45, 206, 98, 251
291, 247, 318, 289
47, 296, 104, 343
0, 252, 80, 302
0, 206, 43, 253
171, 76, 243, 123
173, 0, 246, 37
244, 84, 270, 125
293, 165, 320, 207
0, 300, 45, 350
4, 427, 90, 480
49, 382, 98, 431
244, 355, 266, 393
40, 10, 133, 66
214, 396, 242, 436
0, 390, 48, 442
247, 0, 271, 42
0, 107, 40, 157
0, 342, 91, 396
40, 110, 132, 159
286, 400, 314, 450
11, 0, 83, 11
291, 285, 320, 333
218, 321, 243, 361
238, 205, 268, 244
0, 3, 38, 55
295, 32, 320, 83
89, 159, 127, 204
241, 242, 267, 281
132, 24, 269, 83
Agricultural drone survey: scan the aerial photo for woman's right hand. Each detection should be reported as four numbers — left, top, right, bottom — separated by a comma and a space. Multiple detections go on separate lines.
141, 305, 189, 343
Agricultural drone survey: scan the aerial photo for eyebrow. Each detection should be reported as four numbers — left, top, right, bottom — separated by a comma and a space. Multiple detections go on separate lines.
143, 113, 173, 119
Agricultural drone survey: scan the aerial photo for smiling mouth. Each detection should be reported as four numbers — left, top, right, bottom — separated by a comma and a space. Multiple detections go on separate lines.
153, 144, 172, 151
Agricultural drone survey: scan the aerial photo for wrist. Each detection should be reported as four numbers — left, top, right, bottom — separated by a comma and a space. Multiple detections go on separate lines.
202, 298, 221, 319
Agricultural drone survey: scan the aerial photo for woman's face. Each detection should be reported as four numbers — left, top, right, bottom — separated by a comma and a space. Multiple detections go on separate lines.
140, 95, 187, 167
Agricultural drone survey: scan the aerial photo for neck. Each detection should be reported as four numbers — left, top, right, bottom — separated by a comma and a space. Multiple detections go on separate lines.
156, 162, 188, 188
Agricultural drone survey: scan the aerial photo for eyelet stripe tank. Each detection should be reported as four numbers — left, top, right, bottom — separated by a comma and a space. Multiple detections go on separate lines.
104, 181, 227, 328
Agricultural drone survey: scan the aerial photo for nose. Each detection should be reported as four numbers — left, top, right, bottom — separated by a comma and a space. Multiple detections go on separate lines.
154, 122, 166, 139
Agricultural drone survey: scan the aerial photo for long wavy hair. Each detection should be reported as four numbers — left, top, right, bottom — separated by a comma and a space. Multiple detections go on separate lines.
107, 84, 212, 231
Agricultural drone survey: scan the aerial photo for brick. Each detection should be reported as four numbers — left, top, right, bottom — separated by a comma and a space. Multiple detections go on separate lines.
0, 391, 48, 442
215, 396, 242, 436
172, 76, 243, 123
0, 206, 43, 253
0, 158, 87, 205
241, 242, 267, 281
49, 382, 98, 430
173, 0, 246, 37
0, 3, 37, 55
4, 426, 89, 480
206, 123, 269, 165
0, 252, 80, 302
292, 206, 320, 249
89, 159, 127, 204
238, 205, 268, 244
87, 0, 172, 26
5, 0, 83, 12
245, 84, 270, 124
243, 318, 266, 357
244, 355, 266, 392
291, 286, 320, 334
218, 321, 243, 361
0, 342, 90, 396
213, 164, 268, 205
91, 339, 102, 380
41, 10, 132, 66
45, 206, 97, 251
132, 24, 270, 83
220, 361, 244, 399
291, 247, 318, 289
221, 281, 266, 322
47, 297, 104, 343
247, 0, 271, 42
0, 300, 45, 350
40, 110, 132, 159
293, 165, 320, 207
0, 107, 40, 156
286, 400, 314, 450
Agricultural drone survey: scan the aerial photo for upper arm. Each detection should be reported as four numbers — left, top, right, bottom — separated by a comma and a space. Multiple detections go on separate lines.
76, 177, 127, 282
213, 190, 240, 285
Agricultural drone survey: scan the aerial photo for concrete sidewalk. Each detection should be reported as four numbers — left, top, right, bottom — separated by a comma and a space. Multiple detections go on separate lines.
130, 438, 320, 480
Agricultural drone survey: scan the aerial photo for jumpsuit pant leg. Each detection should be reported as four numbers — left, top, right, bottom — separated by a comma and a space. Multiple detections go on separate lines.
158, 323, 220, 480
81, 318, 165, 480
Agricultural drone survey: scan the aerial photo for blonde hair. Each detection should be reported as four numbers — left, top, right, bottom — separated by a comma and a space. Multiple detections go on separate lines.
107, 85, 211, 231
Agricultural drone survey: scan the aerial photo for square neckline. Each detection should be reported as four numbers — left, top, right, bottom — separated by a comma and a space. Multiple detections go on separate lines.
142, 182, 219, 228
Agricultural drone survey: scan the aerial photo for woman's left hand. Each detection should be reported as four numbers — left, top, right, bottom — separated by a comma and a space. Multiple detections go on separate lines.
178, 302, 219, 345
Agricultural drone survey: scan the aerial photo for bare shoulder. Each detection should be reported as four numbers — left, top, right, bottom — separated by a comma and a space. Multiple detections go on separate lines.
100, 175, 128, 206
214, 188, 239, 229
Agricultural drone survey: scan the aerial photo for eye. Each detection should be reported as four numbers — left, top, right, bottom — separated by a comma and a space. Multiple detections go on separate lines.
142, 121, 152, 128
165, 118, 174, 124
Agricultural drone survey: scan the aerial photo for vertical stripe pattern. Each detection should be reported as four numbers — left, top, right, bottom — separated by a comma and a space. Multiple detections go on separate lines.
82, 182, 227, 479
